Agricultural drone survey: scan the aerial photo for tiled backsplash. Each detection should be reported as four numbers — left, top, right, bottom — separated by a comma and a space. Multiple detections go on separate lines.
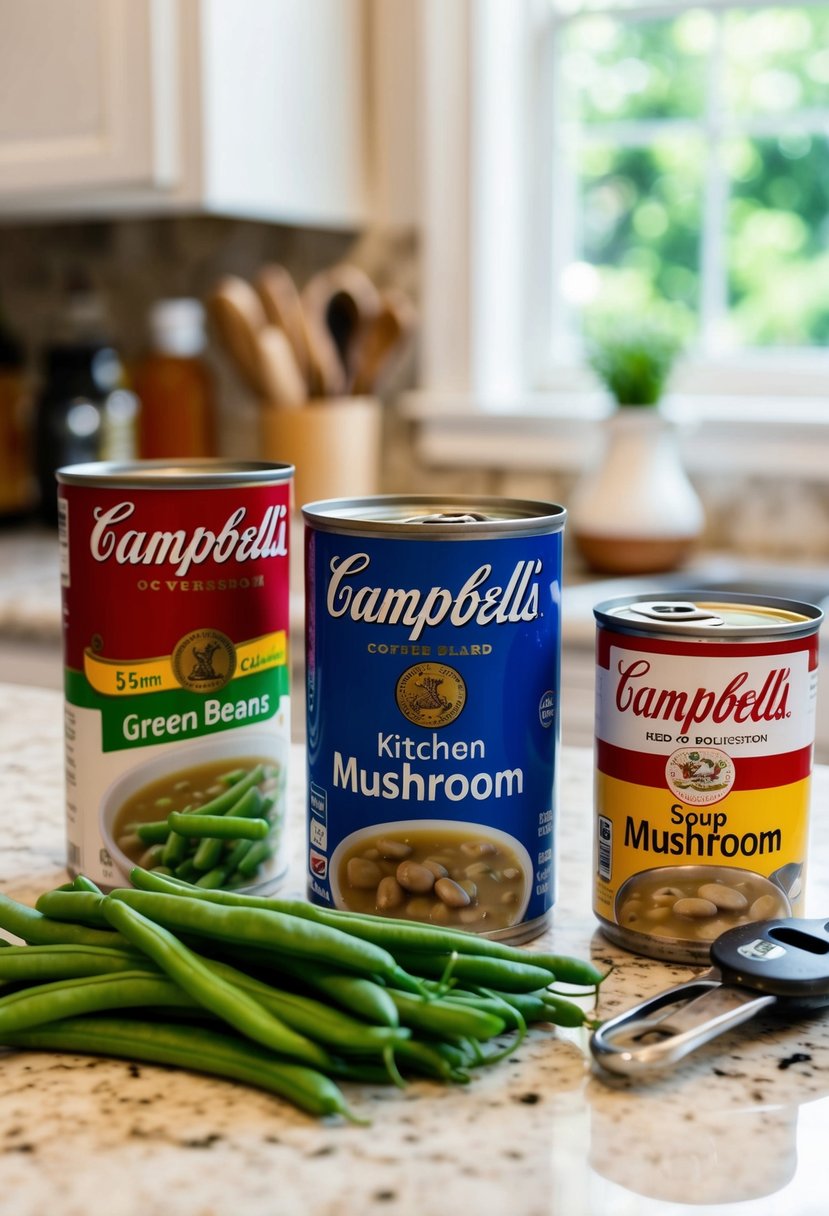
2, 215, 417, 360
690, 472, 829, 562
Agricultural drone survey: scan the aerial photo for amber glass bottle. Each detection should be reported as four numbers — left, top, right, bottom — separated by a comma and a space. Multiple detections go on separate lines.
135, 299, 216, 459
0, 314, 34, 519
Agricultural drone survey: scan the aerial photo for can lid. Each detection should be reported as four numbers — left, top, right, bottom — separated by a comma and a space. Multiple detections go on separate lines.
56, 459, 294, 487
595, 591, 823, 638
302, 494, 566, 538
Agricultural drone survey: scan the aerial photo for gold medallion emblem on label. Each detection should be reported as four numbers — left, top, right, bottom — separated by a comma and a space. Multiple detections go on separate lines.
172, 629, 236, 693
396, 662, 466, 728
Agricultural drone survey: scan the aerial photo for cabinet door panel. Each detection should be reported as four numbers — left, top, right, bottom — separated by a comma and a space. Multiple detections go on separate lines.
0, 0, 175, 194
201, 0, 368, 226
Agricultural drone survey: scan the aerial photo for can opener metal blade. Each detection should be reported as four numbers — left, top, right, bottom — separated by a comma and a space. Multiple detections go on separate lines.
590, 917, 829, 1076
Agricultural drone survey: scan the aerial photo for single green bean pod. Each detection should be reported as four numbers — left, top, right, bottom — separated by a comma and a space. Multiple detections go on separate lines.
387, 989, 505, 1041
220, 786, 264, 819
167, 811, 270, 842
161, 827, 190, 869
0, 893, 127, 950
1, 1016, 361, 1122
109, 889, 418, 991
35, 890, 109, 927
186, 764, 266, 817
0, 944, 141, 984
192, 836, 224, 872
195, 867, 231, 890
0, 970, 193, 1034
235, 838, 274, 879
71, 876, 104, 896
395, 950, 556, 994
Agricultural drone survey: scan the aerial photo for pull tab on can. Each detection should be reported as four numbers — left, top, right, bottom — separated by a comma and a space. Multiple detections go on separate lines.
405, 511, 493, 525
628, 601, 725, 626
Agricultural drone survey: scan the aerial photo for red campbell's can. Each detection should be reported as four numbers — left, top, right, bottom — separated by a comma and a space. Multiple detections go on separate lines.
56, 459, 293, 892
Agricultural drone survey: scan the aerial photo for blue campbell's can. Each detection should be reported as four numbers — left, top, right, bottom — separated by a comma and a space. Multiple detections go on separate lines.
303, 495, 566, 943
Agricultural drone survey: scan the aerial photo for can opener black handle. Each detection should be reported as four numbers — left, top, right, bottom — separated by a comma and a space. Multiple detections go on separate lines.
590, 917, 829, 1076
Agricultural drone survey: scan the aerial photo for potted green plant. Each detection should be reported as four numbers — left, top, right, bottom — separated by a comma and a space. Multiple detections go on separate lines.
585, 314, 685, 407
569, 310, 704, 574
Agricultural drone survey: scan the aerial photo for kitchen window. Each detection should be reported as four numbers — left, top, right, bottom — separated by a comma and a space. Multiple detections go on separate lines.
409, 0, 829, 477
549, 0, 829, 362
405, 2, 826, 488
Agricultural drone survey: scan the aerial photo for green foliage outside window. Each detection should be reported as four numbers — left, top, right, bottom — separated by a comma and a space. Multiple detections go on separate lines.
561, 5, 829, 348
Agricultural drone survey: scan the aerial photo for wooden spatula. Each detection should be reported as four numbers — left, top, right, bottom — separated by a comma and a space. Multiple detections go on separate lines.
206, 275, 270, 397
350, 288, 417, 395
208, 275, 306, 408
255, 264, 315, 394
256, 325, 307, 410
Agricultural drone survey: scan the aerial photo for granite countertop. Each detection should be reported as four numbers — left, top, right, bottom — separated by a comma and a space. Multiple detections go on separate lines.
2, 683, 829, 1216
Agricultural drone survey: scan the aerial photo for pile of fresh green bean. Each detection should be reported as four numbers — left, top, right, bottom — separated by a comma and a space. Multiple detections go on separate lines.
117, 763, 282, 889
0, 870, 605, 1122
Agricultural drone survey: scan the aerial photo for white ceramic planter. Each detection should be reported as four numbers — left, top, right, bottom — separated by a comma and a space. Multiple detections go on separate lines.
569, 407, 704, 574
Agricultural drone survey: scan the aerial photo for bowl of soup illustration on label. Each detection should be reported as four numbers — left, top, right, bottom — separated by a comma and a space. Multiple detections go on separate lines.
329, 818, 534, 933
613, 862, 795, 956
99, 730, 288, 891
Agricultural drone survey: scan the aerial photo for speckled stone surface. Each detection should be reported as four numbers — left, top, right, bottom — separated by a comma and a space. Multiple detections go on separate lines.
1, 682, 829, 1216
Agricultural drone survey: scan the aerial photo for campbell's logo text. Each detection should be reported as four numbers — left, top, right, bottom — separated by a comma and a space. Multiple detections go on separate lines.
90, 501, 288, 576
614, 658, 791, 734
326, 553, 542, 641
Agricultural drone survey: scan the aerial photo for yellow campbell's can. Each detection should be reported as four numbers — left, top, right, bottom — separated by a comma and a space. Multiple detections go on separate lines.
593, 592, 823, 961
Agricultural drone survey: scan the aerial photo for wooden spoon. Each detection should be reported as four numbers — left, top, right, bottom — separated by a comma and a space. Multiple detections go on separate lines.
302, 264, 382, 395
256, 325, 307, 410
350, 288, 417, 395
206, 276, 270, 397
254, 264, 315, 393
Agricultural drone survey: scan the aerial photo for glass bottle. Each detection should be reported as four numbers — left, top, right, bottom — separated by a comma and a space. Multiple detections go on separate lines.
134, 299, 216, 459
33, 282, 137, 523
0, 310, 34, 520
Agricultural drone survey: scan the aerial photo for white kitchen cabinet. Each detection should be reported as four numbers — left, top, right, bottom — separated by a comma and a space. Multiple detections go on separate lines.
0, 0, 176, 196
0, 0, 374, 228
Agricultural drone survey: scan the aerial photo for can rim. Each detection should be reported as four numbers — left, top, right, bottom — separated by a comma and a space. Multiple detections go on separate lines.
594, 589, 824, 638
56, 459, 294, 487
302, 494, 566, 538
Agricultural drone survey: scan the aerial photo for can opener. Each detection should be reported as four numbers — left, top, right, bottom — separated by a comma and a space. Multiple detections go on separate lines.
590, 917, 829, 1076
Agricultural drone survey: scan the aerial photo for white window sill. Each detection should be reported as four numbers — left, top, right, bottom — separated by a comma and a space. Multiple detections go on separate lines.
399, 390, 829, 481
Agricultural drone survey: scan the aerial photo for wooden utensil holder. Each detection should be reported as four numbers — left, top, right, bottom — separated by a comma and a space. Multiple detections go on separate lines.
260, 395, 383, 507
